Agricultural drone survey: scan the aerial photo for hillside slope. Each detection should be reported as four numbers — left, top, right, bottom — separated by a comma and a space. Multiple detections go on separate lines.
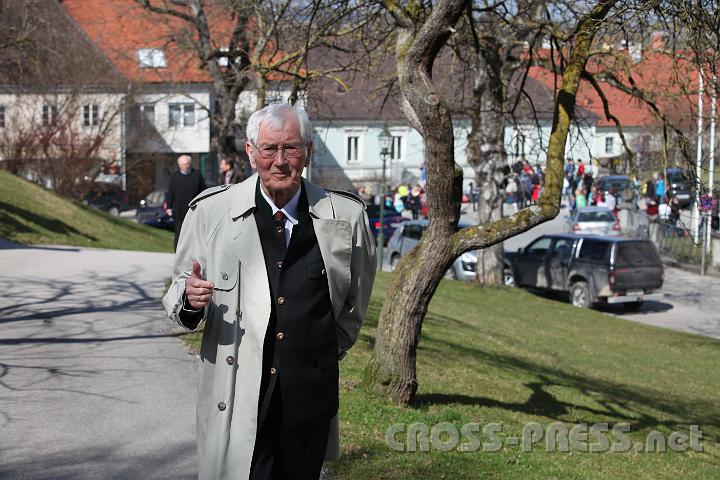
0, 170, 172, 252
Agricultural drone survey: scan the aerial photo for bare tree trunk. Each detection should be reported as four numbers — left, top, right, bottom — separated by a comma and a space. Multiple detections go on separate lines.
466, 40, 506, 285
364, 0, 618, 405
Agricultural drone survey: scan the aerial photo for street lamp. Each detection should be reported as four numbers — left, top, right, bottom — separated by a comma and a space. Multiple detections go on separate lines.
377, 124, 392, 270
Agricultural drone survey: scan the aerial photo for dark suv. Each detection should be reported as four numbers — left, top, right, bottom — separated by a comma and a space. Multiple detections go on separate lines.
507, 234, 663, 310
666, 167, 694, 208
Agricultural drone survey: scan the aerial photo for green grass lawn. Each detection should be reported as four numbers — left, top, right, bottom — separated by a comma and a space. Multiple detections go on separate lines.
181, 273, 720, 479
0, 170, 172, 252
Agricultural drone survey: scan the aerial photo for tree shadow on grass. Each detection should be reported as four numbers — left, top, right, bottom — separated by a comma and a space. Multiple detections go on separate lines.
413, 335, 720, 439
0, 201, 96, 240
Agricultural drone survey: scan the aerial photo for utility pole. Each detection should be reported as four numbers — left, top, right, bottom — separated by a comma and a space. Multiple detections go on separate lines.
692, 68, 704, 243
707, 74, 716, 254
377, 125, 392, 271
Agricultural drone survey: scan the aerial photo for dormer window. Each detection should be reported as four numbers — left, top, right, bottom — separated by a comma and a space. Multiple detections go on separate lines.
137, 48, 167, 68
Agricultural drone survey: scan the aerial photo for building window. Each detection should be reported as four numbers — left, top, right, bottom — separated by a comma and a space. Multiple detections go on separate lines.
390, 136, 402, 162
0, 106, 5, 128
347, 136, 359, 163
169, 103, 195, 128
605, 136, 614, 154
83, 104, 99, 126
137, 48, 167, 68
137, 104, 155, 127
42, 105, 58, 126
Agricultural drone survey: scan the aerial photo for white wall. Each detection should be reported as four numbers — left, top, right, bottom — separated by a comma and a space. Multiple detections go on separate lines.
0, 91, 124, 163
129, 91, 211, 153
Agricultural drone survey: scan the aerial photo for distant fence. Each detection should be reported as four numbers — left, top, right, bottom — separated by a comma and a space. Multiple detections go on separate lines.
621, 209, 706, 265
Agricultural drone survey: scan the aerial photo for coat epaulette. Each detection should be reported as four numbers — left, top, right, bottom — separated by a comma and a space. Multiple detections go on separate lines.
326, 189, 366, 209
189, 184, 231, 209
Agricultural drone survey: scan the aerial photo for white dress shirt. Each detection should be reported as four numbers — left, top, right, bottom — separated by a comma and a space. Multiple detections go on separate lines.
259, 185, 301, 247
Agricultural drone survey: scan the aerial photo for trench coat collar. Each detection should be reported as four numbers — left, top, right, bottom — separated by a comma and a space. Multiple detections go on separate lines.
229, 172, 335, 221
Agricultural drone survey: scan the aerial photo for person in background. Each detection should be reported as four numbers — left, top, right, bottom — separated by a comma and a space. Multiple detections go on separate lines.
217, 156, 242, 185
574, 185, 587, 210
407, 185, 422, 219
604, 189, 616, 212
655, 172, 666, 201
167, 154, 206, 250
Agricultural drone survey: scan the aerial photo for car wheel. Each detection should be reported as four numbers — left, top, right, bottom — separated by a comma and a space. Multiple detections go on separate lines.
503, 268, 515, 287
569, 281, 592, 308
622, 301, 643, 312
107, 205, 120, 216
390, 254, 401, 272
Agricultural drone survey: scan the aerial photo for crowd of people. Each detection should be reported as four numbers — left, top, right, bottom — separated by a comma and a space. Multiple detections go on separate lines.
358, 183, 427, 219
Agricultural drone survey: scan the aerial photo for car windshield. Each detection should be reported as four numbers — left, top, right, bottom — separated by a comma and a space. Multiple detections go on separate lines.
145, 191, 166, 206
615, 241, 661, 268
600, 178, 628, 191
577, 211, 615, 222
667, 171, 688, 183
366, 205, 401, 217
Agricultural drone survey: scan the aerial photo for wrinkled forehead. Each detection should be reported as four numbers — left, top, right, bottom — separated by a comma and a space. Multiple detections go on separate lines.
258, 114, 301, 142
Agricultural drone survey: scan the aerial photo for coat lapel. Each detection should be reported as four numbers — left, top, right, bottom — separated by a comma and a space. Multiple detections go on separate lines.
305, 180, 353, 319
225, 174, 271, 340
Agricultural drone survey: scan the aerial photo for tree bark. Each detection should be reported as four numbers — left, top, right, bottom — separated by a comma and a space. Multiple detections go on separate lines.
465, 37, 506, 285
364, 0, 618, 405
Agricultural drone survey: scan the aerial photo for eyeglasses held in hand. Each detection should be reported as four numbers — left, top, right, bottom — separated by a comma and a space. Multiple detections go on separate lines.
254, 143, 306, 159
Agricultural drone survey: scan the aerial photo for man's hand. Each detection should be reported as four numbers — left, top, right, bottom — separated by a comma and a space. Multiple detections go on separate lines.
185, 260, 214, 309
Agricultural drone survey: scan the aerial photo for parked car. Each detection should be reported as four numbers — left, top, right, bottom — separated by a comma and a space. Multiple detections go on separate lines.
507, 234, 663, 310
387, 220, 477, 280
136, 190, 175, 230
564, 207, 621, 236
83, 184, 131, 216
666, 167, 695, 208
597, 175, 629, 200
366, 204, 408, 245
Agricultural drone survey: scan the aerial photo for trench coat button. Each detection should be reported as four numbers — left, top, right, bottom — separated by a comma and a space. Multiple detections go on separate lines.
270, 367, 277, 375
221, 272, 229, 281
226, 356, 234, 365
217, 402, 226, 411
277, 296, 285, 305
276, 261, 283, 269
275, 226, 284, 235
276, 332, 284, 341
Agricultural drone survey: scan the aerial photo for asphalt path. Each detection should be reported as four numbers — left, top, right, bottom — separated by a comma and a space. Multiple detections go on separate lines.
0, 242, 197, 480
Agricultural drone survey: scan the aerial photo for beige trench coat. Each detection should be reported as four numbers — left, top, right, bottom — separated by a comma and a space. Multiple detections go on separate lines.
162, 173, 376, 480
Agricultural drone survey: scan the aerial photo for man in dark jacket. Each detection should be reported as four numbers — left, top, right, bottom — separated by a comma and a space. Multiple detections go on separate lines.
166, 154, 206, 249
218, 156, 243, 185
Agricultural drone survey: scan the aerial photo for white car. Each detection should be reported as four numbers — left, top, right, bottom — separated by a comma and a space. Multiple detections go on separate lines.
565, 207, 621, 236
387, 220, 477, 280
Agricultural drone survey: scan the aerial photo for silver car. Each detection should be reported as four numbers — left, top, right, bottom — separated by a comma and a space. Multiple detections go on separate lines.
565, 207, 621, 236
387, 220, 477, 280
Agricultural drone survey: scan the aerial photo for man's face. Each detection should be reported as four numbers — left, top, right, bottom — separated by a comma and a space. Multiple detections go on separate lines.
220, 159, 230, 173
178, 157, 191, 174
246, 115, 310, 196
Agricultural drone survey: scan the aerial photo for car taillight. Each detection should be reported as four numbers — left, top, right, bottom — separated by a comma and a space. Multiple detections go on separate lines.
572, 224, 581, 231
374, 221, 382, 228
608, 271, 616, 287
612, 221, 621, 231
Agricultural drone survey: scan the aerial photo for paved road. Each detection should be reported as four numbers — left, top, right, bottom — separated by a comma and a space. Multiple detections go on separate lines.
0, 243, 197, 480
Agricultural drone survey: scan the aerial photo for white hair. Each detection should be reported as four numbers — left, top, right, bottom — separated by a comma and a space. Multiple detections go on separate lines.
246, 104, 313, 145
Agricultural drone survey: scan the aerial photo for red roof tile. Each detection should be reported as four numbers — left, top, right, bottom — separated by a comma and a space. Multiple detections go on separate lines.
61, 0, 221, 83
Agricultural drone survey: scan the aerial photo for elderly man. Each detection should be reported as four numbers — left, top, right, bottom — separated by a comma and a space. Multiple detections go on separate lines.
166, 154, 207, 249
163, 104, 376, 480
